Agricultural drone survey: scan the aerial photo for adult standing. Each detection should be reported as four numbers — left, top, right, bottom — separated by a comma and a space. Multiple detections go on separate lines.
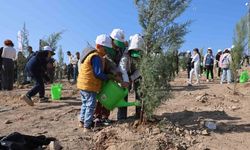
66, 51, 74, 82
219, 49, 232, 84
188, 48, 201, 85
73, 52, 80, 83
203, 48, 214, 82
215, 49, 222, 78
0, 47, 3, 89
21, 46, 55, 106
1, 40, 16, 90
186, 51, 192, 80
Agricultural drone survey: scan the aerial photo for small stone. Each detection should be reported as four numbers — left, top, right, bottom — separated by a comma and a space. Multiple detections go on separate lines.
152, 128, 161, 135
49, 140, 62, 150
184, 129, 189, 135
231, 106, 240, 111
5, 120, 12, 124
175, 127, 181, 134
196, 96, 203, 101
231, 99, 239, 103
201, 129, 209, 136
39, 116, 44, 120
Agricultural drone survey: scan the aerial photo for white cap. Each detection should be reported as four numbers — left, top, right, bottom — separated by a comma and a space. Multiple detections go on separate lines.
43, 46, 52, 51
187, 50, 191, 53
95, 34, 112, 48
110, 28, 125, 42
128, 34, 144, 51
218, 49, 222, 53
208, 47, 212, 50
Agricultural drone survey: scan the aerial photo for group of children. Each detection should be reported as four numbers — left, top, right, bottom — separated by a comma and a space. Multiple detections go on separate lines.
187, 47, 233, 85
77, 29, 144, 132
20, 28, 145, 133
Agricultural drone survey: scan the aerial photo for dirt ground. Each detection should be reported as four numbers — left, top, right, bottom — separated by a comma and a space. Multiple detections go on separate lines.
0, 71, 250, 150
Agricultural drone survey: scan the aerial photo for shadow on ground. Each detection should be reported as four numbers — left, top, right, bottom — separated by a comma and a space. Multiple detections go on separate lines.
155, 110, 250, 134
171, 85, 209, 92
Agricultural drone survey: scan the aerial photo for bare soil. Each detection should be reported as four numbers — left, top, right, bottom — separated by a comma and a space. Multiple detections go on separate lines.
0, 71, 250, 150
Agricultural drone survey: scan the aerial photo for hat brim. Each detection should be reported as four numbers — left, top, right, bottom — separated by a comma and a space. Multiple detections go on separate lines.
113, 39, 126, 49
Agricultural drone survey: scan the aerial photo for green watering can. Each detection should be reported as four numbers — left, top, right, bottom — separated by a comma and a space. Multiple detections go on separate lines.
97, 80, 141, 111
240, 70, 249, 83
51, 83, 63, 100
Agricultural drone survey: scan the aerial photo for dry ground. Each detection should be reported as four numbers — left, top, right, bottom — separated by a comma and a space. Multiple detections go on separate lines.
0, 71, 250, 150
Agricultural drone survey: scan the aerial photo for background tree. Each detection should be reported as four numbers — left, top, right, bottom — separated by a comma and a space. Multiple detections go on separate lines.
231, 16, 247, 94
40, 31, 64, 51
135, 0, 191, 121
57, 45, 64, 80
20, 23, 30, 57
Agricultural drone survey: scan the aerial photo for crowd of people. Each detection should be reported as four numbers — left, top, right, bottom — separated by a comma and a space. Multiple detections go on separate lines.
185, 47, 245, 86
10, 28, 145, 133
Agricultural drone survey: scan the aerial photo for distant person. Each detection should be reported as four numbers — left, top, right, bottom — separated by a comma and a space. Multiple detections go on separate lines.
16, 51, 27, 85
1, 40, 16, 90
203, 48, 214, 82
20, 46, 55, 106
23, 46, 34, 84
215, 49, 222, 78
219, 49, 232, 84
73, 52, 80, 83
186, 50, 192, 80
0, 47, 3, 89
77, 34, 111, 132
188, 48, 201, 85
66, 51, 74, 82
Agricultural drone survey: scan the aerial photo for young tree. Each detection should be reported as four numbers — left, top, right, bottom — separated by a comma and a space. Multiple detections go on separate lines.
58, 45, 64, 80
135, 0, 191, 121
20, 23, 30, 57
40, 31, 64, 51
231, 16, 247, 94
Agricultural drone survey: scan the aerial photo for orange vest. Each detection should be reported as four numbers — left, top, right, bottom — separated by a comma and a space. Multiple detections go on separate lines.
77, 52, 104, 92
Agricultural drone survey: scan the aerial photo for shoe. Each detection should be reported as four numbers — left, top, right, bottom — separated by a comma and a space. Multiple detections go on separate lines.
83, 127, 92, 133
206, 79, 209, 82
220, 82, 223, 84
78, 121, 84, 128
39, 97, 49, 103
21, 94, 34, 106
102, 119, 112, 126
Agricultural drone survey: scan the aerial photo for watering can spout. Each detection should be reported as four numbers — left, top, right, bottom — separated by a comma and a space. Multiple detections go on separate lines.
115, 100, 141, 108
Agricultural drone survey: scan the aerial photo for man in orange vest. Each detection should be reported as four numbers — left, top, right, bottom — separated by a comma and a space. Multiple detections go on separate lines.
77, 34, 112, 132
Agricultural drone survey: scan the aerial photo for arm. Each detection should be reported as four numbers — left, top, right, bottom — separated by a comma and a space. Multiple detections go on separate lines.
119, 55, 130, 83
130, 70, 140, 81
91, 56, 108, 81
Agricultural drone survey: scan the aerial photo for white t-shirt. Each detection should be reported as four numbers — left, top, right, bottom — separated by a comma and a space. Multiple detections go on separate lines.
2, 46, 16, 60
192, 53, 200, 67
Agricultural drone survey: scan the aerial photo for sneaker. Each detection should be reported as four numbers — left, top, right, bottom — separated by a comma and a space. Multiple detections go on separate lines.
39, 97, 49, 103
78, 121, 84, 128
220, 81, 223, 84
83, 127, 92, 133
102, 119, 112, 126
21, 94, 34, 106
206, 79, 209, 82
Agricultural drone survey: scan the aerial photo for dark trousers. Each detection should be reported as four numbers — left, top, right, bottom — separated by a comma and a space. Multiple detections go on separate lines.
205, 65, 214, 79
1, 58, 14, 90
73, 66, 78, 82
27, 74, 44, 98
187, 67, 191, 79
218, 67, 222, 77
117, 82, 141, 120
67, 64, 73, 81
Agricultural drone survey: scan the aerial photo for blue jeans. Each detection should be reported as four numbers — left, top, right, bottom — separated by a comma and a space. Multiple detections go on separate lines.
80, 90, 96, 128
221, 68, 231, 83
73, 66, 78, 82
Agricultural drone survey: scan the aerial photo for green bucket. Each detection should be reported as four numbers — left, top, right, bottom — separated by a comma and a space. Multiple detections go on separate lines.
97, 80, 140, 110
51, 84, 63, 100
240, 70, 249, 83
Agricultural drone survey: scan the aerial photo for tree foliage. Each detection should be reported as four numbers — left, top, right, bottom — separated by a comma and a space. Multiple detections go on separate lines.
135, 0, 191, 119
40, 31, 64, 51
58, 45, 64, 80
20, 23, 30, 57
231, 16, 247, 93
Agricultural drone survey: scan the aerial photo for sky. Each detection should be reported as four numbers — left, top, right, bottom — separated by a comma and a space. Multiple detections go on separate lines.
0, 0, 249, 63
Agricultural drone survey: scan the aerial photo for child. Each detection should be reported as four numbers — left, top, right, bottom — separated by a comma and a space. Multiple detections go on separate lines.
118, 34, 144, 120
77, 34, 111, 132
